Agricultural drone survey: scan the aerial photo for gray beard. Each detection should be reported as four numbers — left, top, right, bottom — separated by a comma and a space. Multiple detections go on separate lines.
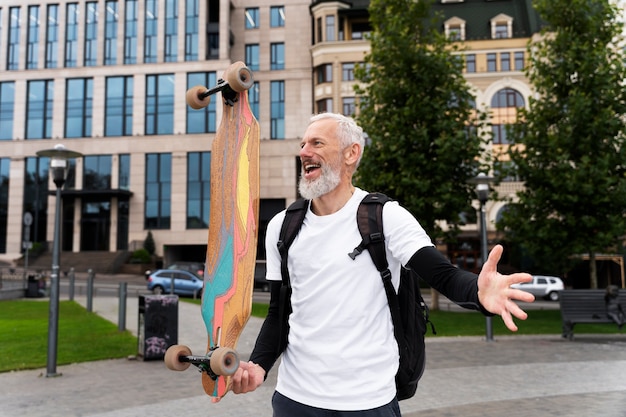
298, 163, 341, 200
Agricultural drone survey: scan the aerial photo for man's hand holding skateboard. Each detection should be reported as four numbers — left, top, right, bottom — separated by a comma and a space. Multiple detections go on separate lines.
212, 361, 266, 403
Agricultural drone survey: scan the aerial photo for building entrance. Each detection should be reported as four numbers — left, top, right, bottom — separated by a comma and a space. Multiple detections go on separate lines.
81, 199, 111, 251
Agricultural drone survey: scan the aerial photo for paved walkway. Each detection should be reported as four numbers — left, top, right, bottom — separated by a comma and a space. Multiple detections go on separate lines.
2, 276, 626, 417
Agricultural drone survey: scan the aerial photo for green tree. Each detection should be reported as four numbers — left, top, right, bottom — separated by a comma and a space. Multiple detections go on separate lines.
143, 230, 156, 256
354, 0, 490, 242
499, 0, 626, 287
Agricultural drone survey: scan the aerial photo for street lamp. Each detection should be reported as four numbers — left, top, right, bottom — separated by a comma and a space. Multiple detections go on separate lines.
468, 172, 494, 342
36, 144, 82, 377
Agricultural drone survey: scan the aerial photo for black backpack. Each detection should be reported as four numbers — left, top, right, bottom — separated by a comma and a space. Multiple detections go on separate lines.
276, 192, 435, 401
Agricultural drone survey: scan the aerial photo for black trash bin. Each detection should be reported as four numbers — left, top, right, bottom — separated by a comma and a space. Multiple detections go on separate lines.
137, 294, 178, 360
26, 275, 40, 298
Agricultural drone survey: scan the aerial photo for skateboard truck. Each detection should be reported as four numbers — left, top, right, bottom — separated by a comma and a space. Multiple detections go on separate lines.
164, 344, 240, 380
186, 61, 254, 109
197, 79, 239, 107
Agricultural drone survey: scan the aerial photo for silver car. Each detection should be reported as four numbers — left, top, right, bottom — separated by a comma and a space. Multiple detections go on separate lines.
511, 275, 564, 301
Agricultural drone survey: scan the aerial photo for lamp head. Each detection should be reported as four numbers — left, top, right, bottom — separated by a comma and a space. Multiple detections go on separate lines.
36, 144, 83, 188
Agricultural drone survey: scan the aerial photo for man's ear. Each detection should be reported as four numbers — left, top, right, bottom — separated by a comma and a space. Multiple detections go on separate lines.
344, 143, 361, 166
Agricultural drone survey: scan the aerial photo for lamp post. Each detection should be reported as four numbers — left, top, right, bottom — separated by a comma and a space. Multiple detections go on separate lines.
36, 144, 82, 377
468, 173, 494, 342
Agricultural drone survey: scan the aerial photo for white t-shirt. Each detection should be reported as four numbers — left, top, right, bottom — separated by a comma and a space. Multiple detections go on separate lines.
264, 188, 433, 410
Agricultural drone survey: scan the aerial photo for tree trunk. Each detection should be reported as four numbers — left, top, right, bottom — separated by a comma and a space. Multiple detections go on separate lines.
589, 251, 598, 289
430, 288, 440, 311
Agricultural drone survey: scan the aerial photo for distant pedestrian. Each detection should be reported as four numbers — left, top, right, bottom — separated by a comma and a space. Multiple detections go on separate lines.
605, 285, 624, 329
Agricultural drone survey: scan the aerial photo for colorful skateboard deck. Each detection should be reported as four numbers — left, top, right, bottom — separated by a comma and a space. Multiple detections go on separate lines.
164, 62, 260, 399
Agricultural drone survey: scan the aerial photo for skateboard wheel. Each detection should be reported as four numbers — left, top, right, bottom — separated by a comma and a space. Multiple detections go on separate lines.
186, 85, 211, 109
164, 345, 192, 371
226, 61, 254, 93
210, 347, 239, 376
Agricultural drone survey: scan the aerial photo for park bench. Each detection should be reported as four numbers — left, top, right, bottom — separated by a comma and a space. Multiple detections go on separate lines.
559, 289, 626, 340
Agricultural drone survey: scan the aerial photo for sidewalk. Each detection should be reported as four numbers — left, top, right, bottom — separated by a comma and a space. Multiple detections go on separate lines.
1, 286, 626, 416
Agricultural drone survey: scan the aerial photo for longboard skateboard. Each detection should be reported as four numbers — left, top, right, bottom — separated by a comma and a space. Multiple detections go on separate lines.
164, 61, 260, 399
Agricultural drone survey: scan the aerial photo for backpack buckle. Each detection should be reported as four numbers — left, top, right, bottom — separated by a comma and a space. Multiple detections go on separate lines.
370, 232, 383, 243
381, 269, 392, 283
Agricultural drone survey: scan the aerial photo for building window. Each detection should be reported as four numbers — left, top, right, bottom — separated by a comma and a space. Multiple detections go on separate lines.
65, 3, 79, 67
24, 157, 50, 245
270, 43, 284, 70
104, 1, 118, 65
0, 83, 15, 140
105, 76, 134, 136
465, 54, 476, 73
487, 53, 497, 72
500, 52, 510, 72
119, 154, 130, 190
316, 98, 332, 113
187, 72, 217, 134
245, 8, 259, 29
124, 0, 138, 64
249, 82, 260, 120
145, 153, 171, 229
325, 15, 335, 41
491, 124, 510, 145
448, 25, 461, 41
491, 14, 513, 40
187, 152, 211, 229
185, 0, 199, 61
0, 158, 9, 253
145, 0, 158, 63
514, 51, 524, 71
65, 78, 93, 138
146, 74, 175, 135
342, 63, 355, 81
270, 6, 285, 27
316, 64, 332, 84
270, 81, 285, 139
342, 97, 355, 116
85, 2, 98, 66
26, 80, 54, 139
316, 17, 322, 43
7, 7, 21, 70
494, 22, 509, 39
350, 21, 370, 40
45, 5, 59, 68
165, 0, 178, 62
444, 17, 465, 41
245, 44, 260, 71
491, 88, 524, 108
83, 155, 112, 190
117, 154, 130, 250
26, 6, 40, 70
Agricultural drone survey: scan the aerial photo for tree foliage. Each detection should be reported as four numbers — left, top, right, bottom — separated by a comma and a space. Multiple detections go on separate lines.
354, 0, 490, 241
499, 0, 626, 286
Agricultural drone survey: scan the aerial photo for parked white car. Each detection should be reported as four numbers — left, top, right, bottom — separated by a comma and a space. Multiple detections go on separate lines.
511, 275, 564, 301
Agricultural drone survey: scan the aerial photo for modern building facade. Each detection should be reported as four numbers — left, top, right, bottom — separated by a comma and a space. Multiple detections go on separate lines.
0, 0, 311, 266
0, 0, 543, 271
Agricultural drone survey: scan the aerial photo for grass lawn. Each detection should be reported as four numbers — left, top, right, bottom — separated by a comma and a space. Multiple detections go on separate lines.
4, 298, 621, 373
183, 298, 624, 337
0, 300, 137, 373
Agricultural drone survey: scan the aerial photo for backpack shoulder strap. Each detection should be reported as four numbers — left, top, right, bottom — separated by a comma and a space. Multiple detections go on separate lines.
350, 192, 392, 272
351, 192, 405, 339
277, 198, 309, 286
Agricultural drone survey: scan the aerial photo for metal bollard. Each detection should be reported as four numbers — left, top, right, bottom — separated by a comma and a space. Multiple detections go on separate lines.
86, 269, 95, 312
68, 267, 75, 301
118, 282, 127, 331
170, 276, 175, 295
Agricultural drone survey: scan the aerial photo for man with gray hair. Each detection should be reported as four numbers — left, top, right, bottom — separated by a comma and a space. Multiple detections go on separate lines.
223, 112, 534, 416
